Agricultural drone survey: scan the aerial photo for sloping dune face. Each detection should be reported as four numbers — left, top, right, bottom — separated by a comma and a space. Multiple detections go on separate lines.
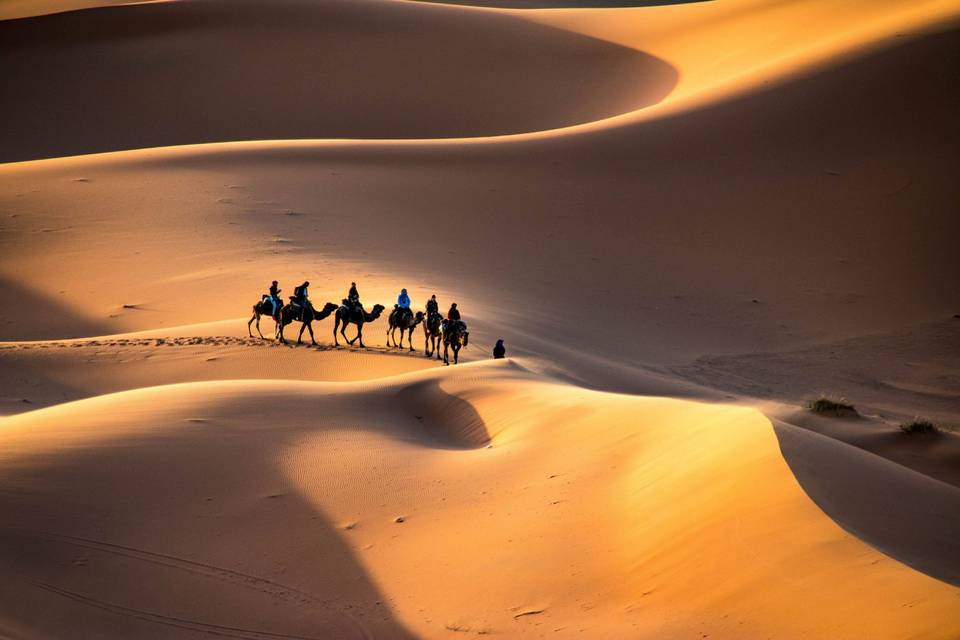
2, 0, 960, 637
0, 0, 676, 162
1, 21, 957, 383
0, 362, 957, 639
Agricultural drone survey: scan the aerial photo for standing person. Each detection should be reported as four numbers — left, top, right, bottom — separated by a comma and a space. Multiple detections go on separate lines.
426, 294, 439, 317
493, 339, 506, 359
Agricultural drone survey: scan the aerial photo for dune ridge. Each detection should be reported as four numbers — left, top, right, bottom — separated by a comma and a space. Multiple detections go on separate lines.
3, 0, 957, 162
0, 0, 677, 162
1, 362, 958, 638
2, 0, 959, 637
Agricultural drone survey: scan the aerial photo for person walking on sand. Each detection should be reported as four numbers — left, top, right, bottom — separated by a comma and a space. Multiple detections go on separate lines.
493, 339, 506, 359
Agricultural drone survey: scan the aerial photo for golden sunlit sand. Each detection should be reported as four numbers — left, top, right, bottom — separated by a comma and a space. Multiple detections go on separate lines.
1, 0, 958, 637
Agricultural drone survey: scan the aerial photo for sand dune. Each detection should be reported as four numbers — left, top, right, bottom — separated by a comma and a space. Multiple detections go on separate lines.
0, 0, 676, 162
0, 0, 131, 21
2, 0, 959, 637
1, 362, 957, 638
2, 17, 957, 397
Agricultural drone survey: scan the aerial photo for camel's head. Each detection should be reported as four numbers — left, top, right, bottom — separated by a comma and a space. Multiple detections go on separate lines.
321, 302, 339, 314
414, 311, 425, 325
371, 304, 386, 317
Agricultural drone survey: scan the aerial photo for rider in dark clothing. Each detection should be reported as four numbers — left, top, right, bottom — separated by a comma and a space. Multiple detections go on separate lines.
447, 303, 461, 321
426, 295, 439, 317
347, 282, 360, 307
293, 281, 311, 313
493, 339, 506, 359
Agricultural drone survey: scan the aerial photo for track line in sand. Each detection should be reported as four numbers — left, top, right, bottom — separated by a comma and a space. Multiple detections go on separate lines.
31, 581, 334, 640
9, 529, 375, 638
0, 335, 438, 361
9, 529, 327, 606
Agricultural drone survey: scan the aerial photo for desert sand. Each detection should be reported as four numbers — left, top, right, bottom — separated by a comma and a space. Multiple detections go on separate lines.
1, 0, 958, 637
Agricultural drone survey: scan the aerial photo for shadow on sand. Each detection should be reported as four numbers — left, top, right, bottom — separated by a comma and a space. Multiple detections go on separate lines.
0, 276, 110, 341
413, 0, 710, 7
774, 420, 960, 586
0, 406, 418, 639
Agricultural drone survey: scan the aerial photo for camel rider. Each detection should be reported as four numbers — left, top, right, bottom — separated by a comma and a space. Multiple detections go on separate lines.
268, 281, 282, 317
426, 294, 439, 317
396, 288, 412, 322
293, 281, 313, 318
347, 282, 360, 309
447, 303, 461, 322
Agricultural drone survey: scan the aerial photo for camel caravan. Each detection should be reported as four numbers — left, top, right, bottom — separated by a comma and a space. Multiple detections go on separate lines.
248, 281, 470, 365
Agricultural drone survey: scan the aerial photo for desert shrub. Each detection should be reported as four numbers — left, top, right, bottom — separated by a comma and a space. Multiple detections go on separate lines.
899, 419, 939, 435
808, 396, 857, 416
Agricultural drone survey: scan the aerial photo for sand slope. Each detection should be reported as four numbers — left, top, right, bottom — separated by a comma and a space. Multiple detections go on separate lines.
0, 0, 676, 162
2, 0, 960, 637
1, 361, 957, 639
2, 18, 957, 396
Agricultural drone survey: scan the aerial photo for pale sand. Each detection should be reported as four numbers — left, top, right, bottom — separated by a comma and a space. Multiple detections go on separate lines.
1, 0, 959, 637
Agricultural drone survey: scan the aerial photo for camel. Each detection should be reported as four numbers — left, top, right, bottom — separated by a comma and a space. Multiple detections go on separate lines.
247, 297, 282, 339
442, 319, 469, 365
386, 307, 424, 351
334, 303, 385, 348
423, 311, 443, 359
277, 301, 339, 345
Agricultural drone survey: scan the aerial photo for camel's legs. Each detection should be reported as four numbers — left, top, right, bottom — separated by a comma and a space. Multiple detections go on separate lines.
297, 321, 307, 345
306, 321, 316, 345
406, 328, 415, 351
353, 322, 365, 348
333, 318, 340, 346
248, 312, 261, 338
341, 321, 351, 346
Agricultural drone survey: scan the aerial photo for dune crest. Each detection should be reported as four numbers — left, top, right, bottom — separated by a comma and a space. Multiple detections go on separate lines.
2, 0, 959, 636
1, 362, 957, 638
0, 0, 677, 162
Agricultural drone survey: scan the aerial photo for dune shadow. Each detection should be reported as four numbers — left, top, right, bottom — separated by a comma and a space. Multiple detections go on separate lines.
0, 411, 417, 638
394, 378, 492, 448
0, 276, 110, 341
0, 347, 92, 416
0, 0, 677, 161
773, 420, 960, 586
412, 0, 710, 7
